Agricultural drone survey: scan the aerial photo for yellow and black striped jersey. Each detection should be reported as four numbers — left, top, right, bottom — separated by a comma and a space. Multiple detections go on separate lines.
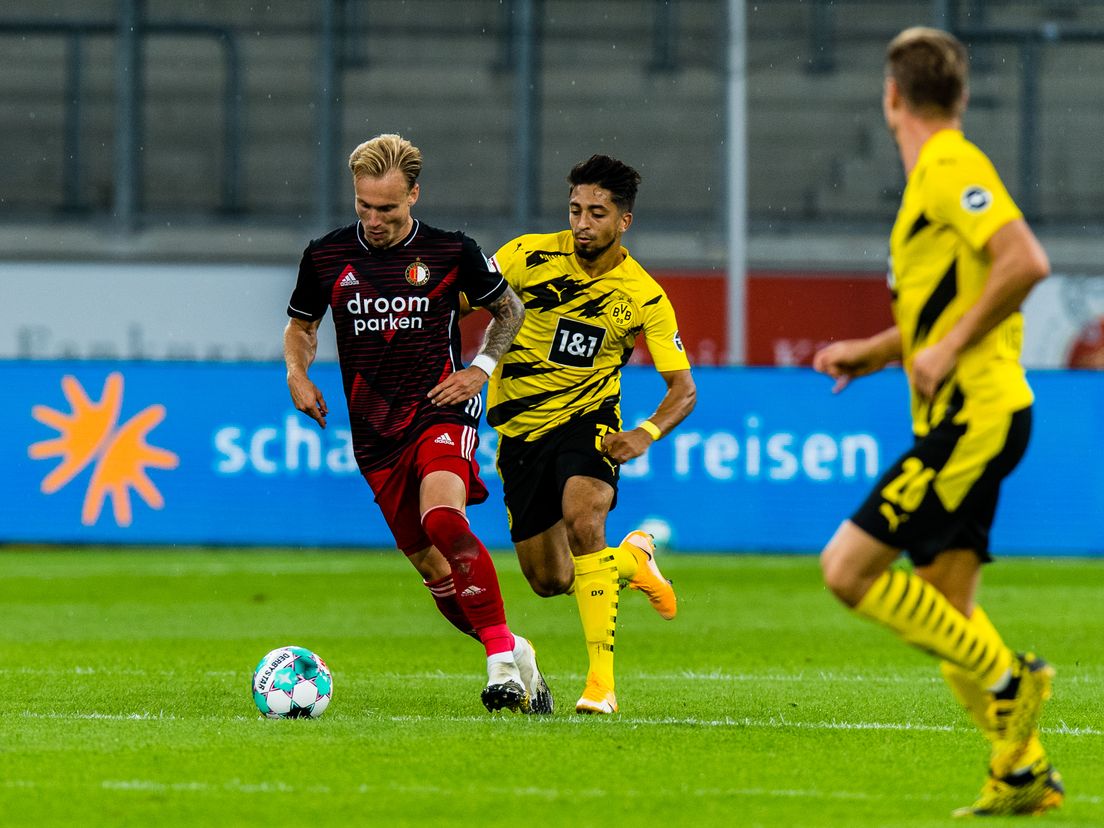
487, 229, 690, 441
889, 129, 1032, 435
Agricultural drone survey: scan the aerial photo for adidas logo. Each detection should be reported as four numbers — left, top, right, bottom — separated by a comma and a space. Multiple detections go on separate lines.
434, 433, 455, 446
339, 269, 359, 287
461, 585, 485, 597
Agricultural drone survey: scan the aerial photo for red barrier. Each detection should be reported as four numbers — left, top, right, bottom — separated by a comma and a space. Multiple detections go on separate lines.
743, 271, 894, 366
461, 269, 893, 367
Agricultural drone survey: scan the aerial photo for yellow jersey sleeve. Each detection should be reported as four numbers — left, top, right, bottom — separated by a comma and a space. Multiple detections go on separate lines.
924, 150, 1022, 252
642, 292, 691, 372
492, 236, 530, 293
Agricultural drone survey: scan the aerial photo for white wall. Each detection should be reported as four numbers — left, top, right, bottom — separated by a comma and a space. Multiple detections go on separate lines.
5, 261, 1103, 368
3, 262, 338, 362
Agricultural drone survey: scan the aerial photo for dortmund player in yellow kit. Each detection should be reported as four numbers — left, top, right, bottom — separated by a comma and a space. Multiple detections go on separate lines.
485, 155, 696, 714
813, 28, 1060, 817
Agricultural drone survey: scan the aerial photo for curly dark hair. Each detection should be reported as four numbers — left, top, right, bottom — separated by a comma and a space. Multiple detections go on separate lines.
567, 155, 641, 213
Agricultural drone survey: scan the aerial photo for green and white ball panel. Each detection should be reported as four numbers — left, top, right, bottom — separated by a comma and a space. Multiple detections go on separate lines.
251, 645, 333, 719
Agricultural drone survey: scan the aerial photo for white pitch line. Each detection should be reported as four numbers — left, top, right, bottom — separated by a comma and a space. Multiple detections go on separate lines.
24, 710, 1098, 737
4, 664, 1104, 699
384, 714, 1103, 736
384, 712, 963, 732
21, 710, 184, 721
3, 561, 374, 580
2, 777, 1100, 807
5, 666, 1102, 686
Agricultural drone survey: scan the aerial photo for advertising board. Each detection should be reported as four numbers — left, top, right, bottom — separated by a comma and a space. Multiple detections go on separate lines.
4, 362, 1100, 555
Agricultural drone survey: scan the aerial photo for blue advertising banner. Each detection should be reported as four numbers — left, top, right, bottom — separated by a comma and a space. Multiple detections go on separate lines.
2, 361, 1101, 555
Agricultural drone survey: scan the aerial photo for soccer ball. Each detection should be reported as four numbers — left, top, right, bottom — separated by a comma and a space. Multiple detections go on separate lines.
252, 645, 333, 719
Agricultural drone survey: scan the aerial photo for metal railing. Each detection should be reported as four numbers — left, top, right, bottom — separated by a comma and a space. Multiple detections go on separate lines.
3, 0, 684, 232
3, 1, 1103, 232
800, 0, 1104, 222
0, 6, 243, 231
955, 23, 1104, 218
314, 0, 684, 229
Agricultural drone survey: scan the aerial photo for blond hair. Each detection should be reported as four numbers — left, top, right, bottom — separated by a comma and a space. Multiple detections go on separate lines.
348, 134, 422, 189
886, 27, 968, 118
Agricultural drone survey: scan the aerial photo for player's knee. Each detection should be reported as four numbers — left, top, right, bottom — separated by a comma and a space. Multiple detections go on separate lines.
526, 569, 572, 598
820, 545, 864, 607
520, 558, 573, 597
563, 515, 604, 554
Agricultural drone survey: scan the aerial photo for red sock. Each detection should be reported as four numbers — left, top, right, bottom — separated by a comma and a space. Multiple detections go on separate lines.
421, 506, 514, 657
423, 574, 478, 640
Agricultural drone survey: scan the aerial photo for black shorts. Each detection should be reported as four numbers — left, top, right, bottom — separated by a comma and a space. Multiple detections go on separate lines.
497, 408, 620, 543
851, 406, 1031, 567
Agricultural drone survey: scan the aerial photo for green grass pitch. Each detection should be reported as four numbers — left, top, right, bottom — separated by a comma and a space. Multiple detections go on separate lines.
2, 548, 1101, 826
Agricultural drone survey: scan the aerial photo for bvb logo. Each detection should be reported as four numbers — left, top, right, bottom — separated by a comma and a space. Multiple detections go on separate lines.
28, 373, 179, 526
961, 185, 992, 213
608, 299, 635, 329
405, 259, 431, 286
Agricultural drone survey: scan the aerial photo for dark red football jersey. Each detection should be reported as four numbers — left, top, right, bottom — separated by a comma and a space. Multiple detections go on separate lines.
288, 220, 507, 474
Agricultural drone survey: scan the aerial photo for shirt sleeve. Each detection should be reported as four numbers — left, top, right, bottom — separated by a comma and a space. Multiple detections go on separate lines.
925, 152, 1022, 252
642, 291, 692, 372
287, 244, 329, 321
458, 234, 508, 307
492, 236, 529, 294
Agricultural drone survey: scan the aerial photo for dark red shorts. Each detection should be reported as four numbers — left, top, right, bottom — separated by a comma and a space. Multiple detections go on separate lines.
363, 423, 488, 555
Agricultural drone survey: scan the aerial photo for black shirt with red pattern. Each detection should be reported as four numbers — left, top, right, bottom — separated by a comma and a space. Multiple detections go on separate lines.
288, 220, 507, 473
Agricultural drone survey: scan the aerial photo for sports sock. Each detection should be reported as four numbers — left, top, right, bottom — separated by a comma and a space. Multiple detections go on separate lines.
421, 506, 513, 657
422, 574, 478, 639
942, 657, 1047, 771
573, 548, 620, 692
611, 536, 640, 581
855, 569, 1013, 689
941, 606, 1048, 774
939, 605, 1002, 737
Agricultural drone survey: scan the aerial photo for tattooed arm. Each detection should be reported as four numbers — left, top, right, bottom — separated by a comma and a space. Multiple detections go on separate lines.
427, 286, 525, 407
475, 286, 525, 365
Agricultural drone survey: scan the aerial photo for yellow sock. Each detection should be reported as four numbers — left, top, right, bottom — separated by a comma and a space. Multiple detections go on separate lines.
940, 606, 1003, 737
570, 538, 635, 591
855, 570, 1013, 689
941, 607, 1047, 773
573, 549, 620, 692
611, 538, 639, 581
941, 660, 995, 739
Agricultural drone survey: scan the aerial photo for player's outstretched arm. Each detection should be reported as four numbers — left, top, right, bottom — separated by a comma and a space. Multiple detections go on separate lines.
910, 219, 1049, 399
428, 286, 526, 407
601, 369, 696, 464
813, 326, 902, 394
284, 317, 328, 428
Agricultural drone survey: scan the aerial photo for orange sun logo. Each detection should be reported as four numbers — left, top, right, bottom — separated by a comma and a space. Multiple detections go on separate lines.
28, 373, 180, 526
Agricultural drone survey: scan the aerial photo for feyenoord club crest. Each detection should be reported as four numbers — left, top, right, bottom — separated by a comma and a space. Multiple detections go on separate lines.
405, 259, 431, 286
